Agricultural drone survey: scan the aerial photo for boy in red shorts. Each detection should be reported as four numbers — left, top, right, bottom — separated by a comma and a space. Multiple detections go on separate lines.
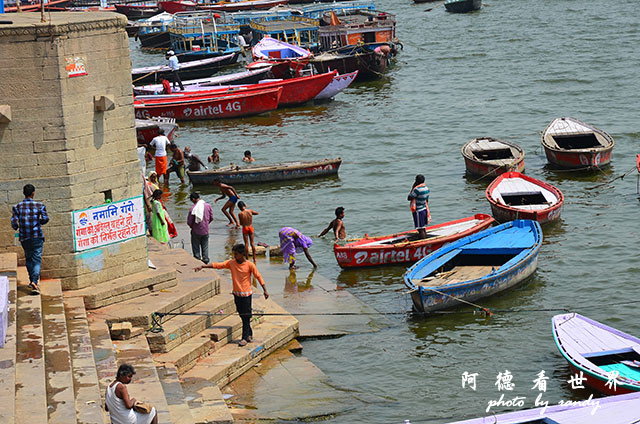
237, 201, 259, 262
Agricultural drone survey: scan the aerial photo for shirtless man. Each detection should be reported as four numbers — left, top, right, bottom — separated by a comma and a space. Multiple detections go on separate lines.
213, 179, 240, 228
318, 207, 346, 240
208, 148, 220, 164
237, 201, 259, 262
167, 143, 185, 184
242, 150, 255, 163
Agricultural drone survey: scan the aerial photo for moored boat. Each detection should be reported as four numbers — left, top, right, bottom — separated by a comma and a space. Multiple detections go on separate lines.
542, 117, 615, 169
158, 0, 196, 14
137, 12, 174, 49
187, 158, 341, 185
252, 35, 313, 62
115, 2, 159, 19
314, 70, 358, 100
461, 137, 525, 178
404, 220, 542, 313
444, 0, 481, 13
552, 313, 640, 395
135, 117, 178, 144
131, 53, 239, 85
133, 86, 282, 121
486, 171, 564, 225
198, 0, 288, 12
334, 214, 494, 268
312, 44, 390, 80
449, 391, 640, 423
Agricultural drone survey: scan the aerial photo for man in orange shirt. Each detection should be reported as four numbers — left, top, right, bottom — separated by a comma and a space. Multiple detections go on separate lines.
194, 244, 269, 347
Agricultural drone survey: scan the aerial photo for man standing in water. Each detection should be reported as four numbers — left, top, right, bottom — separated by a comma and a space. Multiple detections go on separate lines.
408, 174, 430, 239
318, 207, 346, 240
213, 179, 240, 228
11, 184, 50, 294
184, 146, 207, 172
149, 129, 170, 182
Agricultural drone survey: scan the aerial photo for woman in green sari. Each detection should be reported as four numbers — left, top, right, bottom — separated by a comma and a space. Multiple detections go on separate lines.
151, 189, 170, 244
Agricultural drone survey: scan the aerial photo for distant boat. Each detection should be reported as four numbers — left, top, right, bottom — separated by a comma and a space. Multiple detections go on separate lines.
198, 0, 288, 12
114, 2, 159, 19
314, 70, 358, 100
404, 220, 542, 313
462, 137, 525, 178
486, 171, 564, 225
542, 117, 615, 169
2, 0, 71, 12
552, 313, 640, 395
187, 158, 342, 185
334, 214, 494, 268
131, 54, 239, 85
135, 117, 178, 145
136, 12, 174, 49
158, 0, 196, 14
133, 67, 273, 95
252, 36, 313, 63
134, 87, 282, 121
444, 0, 481, 13
449, 392, 640, 424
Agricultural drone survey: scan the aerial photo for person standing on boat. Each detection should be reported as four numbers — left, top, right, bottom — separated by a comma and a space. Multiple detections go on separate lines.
213, 179, 241, 228
408, 174, 430, 239
187, 192, 213, 264
11, 184, 49, 295
165, 50, 184, 91
149, 129, 170, 183
184, 146, 207, 172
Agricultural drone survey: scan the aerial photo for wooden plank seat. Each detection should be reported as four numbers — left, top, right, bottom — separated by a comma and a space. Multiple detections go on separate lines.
413, 265, 495, 287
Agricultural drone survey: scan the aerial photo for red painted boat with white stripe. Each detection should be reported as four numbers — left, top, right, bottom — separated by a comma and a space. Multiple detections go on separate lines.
133, 87, 282, 121
542, 117, 614, 169
333, 214, 494, 268
486, 171, 564, 225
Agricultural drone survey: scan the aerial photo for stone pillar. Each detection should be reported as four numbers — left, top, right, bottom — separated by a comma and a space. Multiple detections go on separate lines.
0, 13, 148, 290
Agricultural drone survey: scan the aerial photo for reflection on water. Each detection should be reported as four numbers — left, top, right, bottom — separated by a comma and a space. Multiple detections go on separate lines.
284, 268, 316, 294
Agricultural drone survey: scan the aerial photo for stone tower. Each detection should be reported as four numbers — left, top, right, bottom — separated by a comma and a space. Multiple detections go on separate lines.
0, 13, 148, 289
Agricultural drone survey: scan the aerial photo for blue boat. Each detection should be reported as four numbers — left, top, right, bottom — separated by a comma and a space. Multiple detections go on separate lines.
403, 220, 542, 313
169, 11, 243, 62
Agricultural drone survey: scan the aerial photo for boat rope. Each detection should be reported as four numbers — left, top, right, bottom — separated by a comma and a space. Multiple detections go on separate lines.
586, 165, 637, 190
467, 164, 516, 184
418, 287, 493, 316
132, 69, 159, 84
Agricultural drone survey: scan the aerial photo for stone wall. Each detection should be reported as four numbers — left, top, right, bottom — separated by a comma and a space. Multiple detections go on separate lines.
0, 13, 148, 290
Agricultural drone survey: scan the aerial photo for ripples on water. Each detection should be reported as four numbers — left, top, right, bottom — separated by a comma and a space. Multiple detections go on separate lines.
131, 0, 640, 421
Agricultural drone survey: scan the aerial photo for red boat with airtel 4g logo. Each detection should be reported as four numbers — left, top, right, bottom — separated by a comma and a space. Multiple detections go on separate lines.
333, 214, 494, 268
134, 86, 282, 121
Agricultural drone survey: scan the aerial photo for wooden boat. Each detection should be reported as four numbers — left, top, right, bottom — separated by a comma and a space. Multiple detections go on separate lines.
133, 67, 273, 95
312, 44, 389, 81
444, 0, 481, 13
486, 171, 564, 225
137, 71, 337, 107
404, 220, 542, 313
461, 137, 525, 178
135, 117, 178, 145
314, 70, 358, 100
3, 0, 71, 12
158, 0, 197, 14
115, 3, 159, 19
133, 87, 282, 121
542, 117, 615, 169
252, 36, 313, 62
318, 9, 397, 50
553, 313, 640, 395
131, 54, 238, 85
198, 0, 288, 12
450, 392, 640, 424
187, 158, 341, 185
137, 12, 174, 49
334, 214, 494, 268
250, 17, 319, 51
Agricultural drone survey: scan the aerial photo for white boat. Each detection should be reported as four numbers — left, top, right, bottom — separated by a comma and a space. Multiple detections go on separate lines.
252, 35, 312, 62
314, 70, 358, 100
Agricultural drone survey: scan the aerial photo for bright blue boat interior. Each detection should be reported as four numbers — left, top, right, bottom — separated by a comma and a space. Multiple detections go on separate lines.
262, 49, 303, 59
405, 220, 541, 284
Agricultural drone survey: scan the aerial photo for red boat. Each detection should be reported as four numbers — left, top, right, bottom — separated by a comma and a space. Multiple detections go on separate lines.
3, 0, 71, 12
133, 87, 282, 121
486, 171, 564, 225
158, 0, 196, 13
136, 117, 178, 144
198, 0, 288, 12
541, 117, 615, 170
333, 214, 495, 268
461, 137, 525, 178
137, 70, 337, 107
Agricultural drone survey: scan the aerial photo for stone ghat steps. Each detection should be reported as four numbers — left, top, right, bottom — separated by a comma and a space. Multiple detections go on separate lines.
0, 253, 17, 424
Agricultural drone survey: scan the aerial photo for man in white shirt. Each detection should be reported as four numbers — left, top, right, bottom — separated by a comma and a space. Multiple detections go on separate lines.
166, 50, 184, 91
149, 129, 170, 182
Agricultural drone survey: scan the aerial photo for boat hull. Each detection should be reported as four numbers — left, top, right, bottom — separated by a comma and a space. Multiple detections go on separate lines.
132, 54, 239, 85
543, 146, 613, 169
315, 71, 358, 100
334, 214, 494, 268
463, 155, 525, 178
115, 4, 159, 19
158, 0, 196, 13
444, 0, 481, 13
138, 31, 171, 49
187, 159, 341, 185
134, 87, 282, 121
312, 48, 387, 81
133, 68, 272, 95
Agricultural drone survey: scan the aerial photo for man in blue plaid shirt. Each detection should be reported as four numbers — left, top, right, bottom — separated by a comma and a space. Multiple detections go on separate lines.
11, 184, 49, 294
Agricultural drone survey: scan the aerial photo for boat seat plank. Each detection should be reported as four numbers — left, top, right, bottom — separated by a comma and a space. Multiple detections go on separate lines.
492, 178, 558, 205
559, 319, 632, 354
415, 265, 495, 288
600, 364, 640, 382
463, 227, 534, 250
361, 220, 483, 247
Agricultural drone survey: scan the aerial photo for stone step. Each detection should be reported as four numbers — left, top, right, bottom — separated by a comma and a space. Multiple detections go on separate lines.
14, 267, 47, 424
113, 335, 172, 424
181, 300, 298, 423
40, 280, 77, 424
153, 301, 266, 375
64, 267, 177, 309
89, 268, 220, 329
63, 296, 108, 424
87, 314, 118, 399
0, 272, 17, 424
146, 293, 236, 354
0, 252, 18, 279
157, 364, 195, 424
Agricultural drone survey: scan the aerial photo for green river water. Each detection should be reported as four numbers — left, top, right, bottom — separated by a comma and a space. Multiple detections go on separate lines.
131, 0, 640, 421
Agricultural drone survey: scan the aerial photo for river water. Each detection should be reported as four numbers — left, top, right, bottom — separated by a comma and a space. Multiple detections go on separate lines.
130, 0, 640, 422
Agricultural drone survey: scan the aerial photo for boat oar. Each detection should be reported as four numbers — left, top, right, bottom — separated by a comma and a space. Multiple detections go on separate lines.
425, 1, 446, 12
132, 69, 161, 84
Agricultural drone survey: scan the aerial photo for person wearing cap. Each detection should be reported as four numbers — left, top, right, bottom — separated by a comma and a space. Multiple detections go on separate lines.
165, 50, 184, 91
